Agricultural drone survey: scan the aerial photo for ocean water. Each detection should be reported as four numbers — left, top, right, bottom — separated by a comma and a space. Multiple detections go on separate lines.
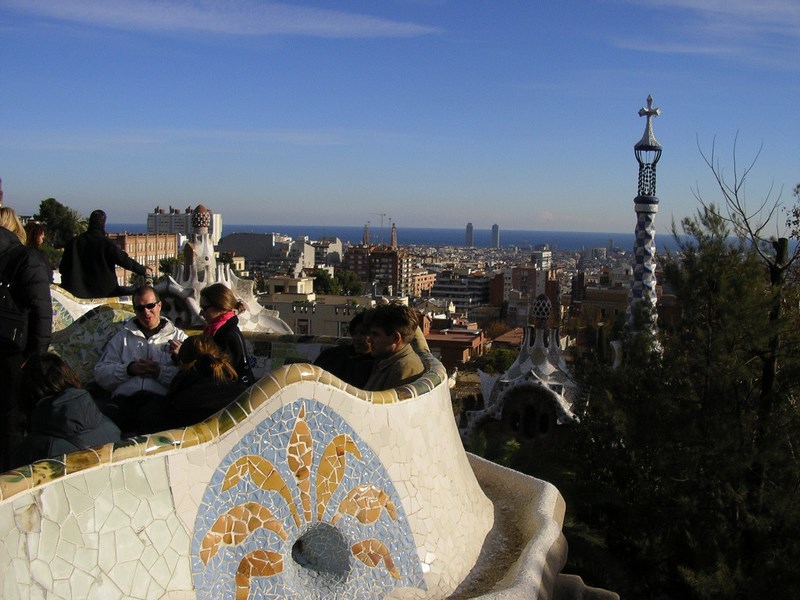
109, 223, 681, 253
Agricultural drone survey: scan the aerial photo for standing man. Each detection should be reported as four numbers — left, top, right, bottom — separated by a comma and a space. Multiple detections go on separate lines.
60, 209, 151, 298
94, 285, 186, 433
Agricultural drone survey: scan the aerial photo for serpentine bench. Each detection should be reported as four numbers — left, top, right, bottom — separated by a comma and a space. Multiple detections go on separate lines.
1, 299, 613, 599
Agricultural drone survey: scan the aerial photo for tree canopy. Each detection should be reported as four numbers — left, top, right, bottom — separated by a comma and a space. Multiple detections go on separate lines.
309, 268, 365, 296
335, 269, 364, 296
466, 346, 517, 374
310, 268, 340, 295
562, 205, 800, 598
468, 194, 800, 598
34, 198, 85, 248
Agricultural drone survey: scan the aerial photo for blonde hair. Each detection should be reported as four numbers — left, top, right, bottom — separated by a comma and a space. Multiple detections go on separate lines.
0, 207, 27, 244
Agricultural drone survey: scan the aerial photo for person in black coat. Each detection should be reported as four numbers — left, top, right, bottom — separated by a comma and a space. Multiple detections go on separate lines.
200, 283, 255, 386
11, 353, 121, 469
0, 207, 53, 471
59, 209, 151, 298
164, 335, 247, 429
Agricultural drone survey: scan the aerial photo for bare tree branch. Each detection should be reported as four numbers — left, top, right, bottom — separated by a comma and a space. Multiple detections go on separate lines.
695, 134, 796, 270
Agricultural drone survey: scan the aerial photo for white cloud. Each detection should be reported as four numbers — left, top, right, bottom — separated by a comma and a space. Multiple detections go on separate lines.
640, 0, 800, 30
5, 0, 440, 38
613, 0, 800, 68
0, 127, 419, 152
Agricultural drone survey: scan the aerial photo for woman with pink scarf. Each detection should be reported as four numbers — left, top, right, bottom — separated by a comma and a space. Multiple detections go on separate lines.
199, 284, 255, 386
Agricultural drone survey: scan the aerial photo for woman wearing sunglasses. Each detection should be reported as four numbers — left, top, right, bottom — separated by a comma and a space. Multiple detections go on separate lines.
199, 283, 255, 386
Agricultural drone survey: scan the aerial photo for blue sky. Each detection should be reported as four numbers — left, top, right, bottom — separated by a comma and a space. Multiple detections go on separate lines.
1, 0, 798, 234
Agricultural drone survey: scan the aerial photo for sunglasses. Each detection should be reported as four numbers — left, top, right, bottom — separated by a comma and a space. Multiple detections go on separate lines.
134, 301, 159, 312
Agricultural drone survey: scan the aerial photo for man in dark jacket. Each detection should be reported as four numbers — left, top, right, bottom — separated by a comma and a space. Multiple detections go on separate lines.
59, 209, 151, 298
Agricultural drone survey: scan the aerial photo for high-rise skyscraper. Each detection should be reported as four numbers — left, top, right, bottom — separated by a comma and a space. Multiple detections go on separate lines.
627, 95, 662, 332
362, 222, 370, 246
465, 222, 474, 247
491, 224, 500, 248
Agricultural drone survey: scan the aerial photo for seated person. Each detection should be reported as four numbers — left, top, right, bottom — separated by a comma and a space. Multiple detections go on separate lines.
94, 285, 187, 434
314, 310, 374, 388
199, 283, 255, 385
363, 303, 425, 391
11, 353, 121, 468
165, 335, 248, 429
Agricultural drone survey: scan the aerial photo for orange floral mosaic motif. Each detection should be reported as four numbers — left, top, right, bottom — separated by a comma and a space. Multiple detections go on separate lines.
193, 399, 425, 599
351, 539, 401, 579
200, 502, 288, 564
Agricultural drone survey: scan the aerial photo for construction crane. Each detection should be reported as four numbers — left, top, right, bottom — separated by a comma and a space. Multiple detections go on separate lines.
369, 212, 388, 245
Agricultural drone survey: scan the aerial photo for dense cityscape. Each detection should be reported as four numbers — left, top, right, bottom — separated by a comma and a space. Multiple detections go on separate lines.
7, 89, 796, 597
2, 1, 798, 597
86, 204, 643, 366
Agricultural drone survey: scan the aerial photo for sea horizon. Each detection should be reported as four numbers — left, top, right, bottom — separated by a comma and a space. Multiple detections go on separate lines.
108, 223, 681, 252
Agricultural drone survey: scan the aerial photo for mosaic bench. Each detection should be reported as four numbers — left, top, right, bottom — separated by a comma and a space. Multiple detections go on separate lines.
50, 285, 135, 334
3, 303, 609, 599
48, 301, 345, 387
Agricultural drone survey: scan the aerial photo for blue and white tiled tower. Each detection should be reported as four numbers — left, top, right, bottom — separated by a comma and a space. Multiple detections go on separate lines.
628, 95, 662, 331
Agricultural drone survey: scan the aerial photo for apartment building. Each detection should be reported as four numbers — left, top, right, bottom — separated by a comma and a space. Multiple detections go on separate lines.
107, 232, 180, 285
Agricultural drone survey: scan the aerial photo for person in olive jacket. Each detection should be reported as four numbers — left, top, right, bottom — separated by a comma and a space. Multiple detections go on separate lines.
11, 353, 121, 469
363, 303, 425, 391
59, 209, 151, 298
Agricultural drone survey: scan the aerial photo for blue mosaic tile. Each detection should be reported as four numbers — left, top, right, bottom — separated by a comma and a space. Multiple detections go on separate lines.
191, 398, 426, 599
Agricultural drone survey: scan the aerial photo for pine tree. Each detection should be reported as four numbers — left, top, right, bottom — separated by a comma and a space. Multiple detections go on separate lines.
34, 197, 85, 248
566, 205, 800, 599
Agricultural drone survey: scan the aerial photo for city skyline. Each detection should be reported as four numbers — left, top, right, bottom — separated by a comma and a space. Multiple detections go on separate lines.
1, 1, 798, 234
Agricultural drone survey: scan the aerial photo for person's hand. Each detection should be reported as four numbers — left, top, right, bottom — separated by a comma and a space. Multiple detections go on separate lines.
168, 339, 182, 362
128, 359, 160, 378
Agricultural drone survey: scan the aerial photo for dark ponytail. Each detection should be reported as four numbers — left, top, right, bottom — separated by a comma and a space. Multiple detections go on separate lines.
194, 352, 238, 383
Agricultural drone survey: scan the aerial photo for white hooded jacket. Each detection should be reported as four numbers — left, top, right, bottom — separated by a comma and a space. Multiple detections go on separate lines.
94, 317, 187, 397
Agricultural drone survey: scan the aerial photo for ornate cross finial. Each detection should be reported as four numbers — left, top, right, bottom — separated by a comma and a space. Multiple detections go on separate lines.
638, 94, 660, 126
636, 94, 662, 151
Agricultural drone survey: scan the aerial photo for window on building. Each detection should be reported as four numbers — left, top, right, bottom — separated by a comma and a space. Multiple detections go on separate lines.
295, 319, 310, 335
